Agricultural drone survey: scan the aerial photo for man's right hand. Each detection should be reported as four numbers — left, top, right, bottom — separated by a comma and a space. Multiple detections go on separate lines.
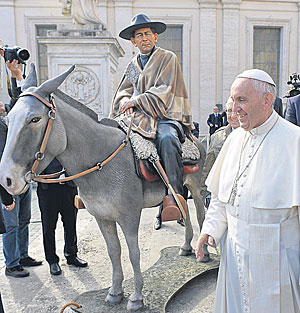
6, 60, 23, 80
196, 233, 216, 260
121, 101, 135, 116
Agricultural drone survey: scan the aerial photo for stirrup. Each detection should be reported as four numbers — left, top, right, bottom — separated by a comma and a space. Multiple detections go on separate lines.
161, 194, 187, 222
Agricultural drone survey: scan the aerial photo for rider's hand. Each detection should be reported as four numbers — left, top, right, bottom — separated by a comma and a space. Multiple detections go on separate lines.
121, 101, 135, 116
7, 60, 23, 80
0, 101, 5, 114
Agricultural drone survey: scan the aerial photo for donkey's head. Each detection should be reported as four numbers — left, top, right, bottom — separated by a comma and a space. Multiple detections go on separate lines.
0, 64, 75, 195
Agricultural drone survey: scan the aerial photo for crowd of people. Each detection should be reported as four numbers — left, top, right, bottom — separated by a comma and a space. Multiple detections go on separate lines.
1, 11, 300, 313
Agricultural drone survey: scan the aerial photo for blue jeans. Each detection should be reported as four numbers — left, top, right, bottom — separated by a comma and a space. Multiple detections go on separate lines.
2, 186, 32, 268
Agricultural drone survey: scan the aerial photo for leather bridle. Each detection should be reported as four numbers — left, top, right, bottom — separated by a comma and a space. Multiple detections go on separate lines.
19, 92, 129, 184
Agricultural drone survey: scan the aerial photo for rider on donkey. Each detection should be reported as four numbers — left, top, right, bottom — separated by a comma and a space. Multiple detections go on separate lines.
110, 14, 194, 216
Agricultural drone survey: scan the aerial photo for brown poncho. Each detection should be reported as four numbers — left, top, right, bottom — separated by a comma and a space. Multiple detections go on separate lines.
110, 47, 193, 139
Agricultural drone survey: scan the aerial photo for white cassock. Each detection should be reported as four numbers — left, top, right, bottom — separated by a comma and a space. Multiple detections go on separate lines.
202, 111, 300, 313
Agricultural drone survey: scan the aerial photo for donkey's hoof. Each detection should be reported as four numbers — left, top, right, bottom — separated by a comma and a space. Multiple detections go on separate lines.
179, 248, 194, 256
105, 292, 123, 304
127, 299, 144, 311
200, 254, 210, 263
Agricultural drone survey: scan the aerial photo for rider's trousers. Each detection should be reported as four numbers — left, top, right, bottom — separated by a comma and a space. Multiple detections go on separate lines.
155, 120, 185, 196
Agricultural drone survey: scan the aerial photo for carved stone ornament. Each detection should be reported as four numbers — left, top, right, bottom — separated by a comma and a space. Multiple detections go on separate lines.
61, 66, 101, 106
125, 62, 141, 86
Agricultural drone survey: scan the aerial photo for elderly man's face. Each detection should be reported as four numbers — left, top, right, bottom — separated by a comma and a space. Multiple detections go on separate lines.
130, 27, 158, 54
231, 78, 273, 131
226, 101, 240, 129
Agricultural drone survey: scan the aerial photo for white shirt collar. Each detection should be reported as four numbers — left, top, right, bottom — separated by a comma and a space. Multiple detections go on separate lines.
249, 110, 278, 136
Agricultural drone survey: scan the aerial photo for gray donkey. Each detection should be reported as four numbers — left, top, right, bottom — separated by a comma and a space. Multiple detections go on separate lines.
0, 65, 208, 311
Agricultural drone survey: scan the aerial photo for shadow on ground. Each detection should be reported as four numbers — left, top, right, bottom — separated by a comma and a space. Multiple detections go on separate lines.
72, 246, 219, 313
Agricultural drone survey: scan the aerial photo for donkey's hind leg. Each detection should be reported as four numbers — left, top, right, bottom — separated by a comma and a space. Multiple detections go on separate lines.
119, 218, 144, 311
96, 218, 124, 304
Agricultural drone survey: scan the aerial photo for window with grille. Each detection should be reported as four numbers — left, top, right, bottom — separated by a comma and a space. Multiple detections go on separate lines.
253, 27, 281, 89
157, 25, 183, 73
36, 24, 57, 83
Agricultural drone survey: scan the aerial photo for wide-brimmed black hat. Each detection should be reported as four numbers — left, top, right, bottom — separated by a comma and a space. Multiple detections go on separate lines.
119, 14, 167, 40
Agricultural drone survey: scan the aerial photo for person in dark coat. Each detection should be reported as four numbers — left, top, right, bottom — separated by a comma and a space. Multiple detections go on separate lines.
207, 106, 223, 135
37, 159, 88, 275
273, 96, 283, 117
285, 94, 300, 126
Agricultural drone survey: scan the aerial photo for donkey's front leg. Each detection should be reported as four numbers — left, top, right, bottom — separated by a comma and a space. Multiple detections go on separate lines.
119, 218, 144, 311
97, 219, 124, 304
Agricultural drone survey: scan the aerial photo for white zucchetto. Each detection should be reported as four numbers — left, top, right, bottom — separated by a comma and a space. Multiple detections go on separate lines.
237, 69, 276, 86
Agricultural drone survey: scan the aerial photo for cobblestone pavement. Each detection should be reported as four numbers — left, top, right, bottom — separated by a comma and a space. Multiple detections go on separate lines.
0, 190, 216, 313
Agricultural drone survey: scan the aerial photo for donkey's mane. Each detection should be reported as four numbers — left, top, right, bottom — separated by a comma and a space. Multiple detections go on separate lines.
53, 89, 99, 122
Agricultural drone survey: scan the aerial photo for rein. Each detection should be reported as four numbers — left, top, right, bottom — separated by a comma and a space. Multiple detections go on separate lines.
21, 92, 131, 184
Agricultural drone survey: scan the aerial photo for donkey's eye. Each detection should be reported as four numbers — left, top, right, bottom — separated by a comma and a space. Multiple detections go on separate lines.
31, 117, 41, 123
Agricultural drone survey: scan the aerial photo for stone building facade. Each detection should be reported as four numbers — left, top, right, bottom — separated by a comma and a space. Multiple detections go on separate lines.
0, 0, 300, 136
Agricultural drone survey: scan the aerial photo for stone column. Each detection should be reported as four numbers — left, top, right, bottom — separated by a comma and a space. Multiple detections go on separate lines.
198, 0, 218, 135
39, 23, 124, 119
112, 0, 134, 78
221, 0, 241, 101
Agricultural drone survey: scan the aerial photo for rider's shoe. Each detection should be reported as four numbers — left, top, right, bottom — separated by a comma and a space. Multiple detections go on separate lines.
154, 217, 162, 230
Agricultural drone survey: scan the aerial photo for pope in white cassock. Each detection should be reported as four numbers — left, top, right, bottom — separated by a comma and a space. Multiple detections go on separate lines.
196, 69, 300, 313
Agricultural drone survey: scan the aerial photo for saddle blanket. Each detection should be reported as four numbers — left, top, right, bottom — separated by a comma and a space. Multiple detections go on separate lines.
116, 119, 201, 162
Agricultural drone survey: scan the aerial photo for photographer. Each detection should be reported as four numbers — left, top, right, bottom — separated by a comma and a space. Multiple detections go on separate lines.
0, 48, 42, 278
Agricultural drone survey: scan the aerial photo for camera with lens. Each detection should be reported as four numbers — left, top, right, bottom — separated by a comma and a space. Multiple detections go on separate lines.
286, 73, 300, 98
2, 46, 30, 64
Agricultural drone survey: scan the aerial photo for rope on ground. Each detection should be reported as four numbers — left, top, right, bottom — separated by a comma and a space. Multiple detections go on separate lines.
60, 302, 82, 313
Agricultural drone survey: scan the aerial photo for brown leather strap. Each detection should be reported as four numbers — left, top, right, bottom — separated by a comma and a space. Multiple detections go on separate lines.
20, 92, 56, 175
20, 92, 56, 110
31, 117, 55, 173
34, 141, 127, 183
37, 170, 65, 179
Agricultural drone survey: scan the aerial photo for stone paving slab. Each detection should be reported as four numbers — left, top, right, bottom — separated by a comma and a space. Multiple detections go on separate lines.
72, 248, 219, 313
0, 192, 217, 313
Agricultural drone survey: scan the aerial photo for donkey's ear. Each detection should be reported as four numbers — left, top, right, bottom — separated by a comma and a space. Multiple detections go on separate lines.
35, 65, 75, 97
21, 63, 38, 92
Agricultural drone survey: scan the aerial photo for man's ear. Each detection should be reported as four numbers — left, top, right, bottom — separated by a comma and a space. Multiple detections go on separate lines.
130, 37, 137, 47
264, 93, 275, 110
154, 33, 158, 43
